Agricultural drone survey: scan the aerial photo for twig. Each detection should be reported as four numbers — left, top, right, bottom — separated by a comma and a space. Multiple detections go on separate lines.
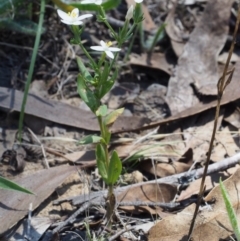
53, 151, 240, 207
187, 3, 240, 240
52, 202, 91, 233
108, 226, 135, 241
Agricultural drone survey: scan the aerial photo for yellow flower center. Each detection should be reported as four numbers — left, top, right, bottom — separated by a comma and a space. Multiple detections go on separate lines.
68, 10, 77, 18
107, 41, 113, 47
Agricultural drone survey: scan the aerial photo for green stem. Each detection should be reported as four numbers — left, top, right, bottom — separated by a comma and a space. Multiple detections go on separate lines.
148, 23, 166, 54
139, 19, 146, 50
98, 52, 106, 68
97, 115, 114, 227
123, 24, 139, 63
106, 183, 114, 227
18, 0, 45, 142
97, 116, 109, 165
72, 26, 98, 70
99, 6, 118, 40
78, 38, 98, 70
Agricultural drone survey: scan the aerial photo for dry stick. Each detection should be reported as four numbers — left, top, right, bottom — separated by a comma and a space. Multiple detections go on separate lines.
108, 226, 135, 241
52, 151, 240, 207
187, 5, 240, 240
49, 153, 240, 234
52, 202, 91, 234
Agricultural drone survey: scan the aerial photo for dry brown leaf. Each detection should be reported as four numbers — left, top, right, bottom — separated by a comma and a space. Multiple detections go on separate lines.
102, 82, 140, 110
165, 5, 186, 57
0, 87, 150, 133
178, 165, 239, 201
7, 217, 53, 241
116, 59, 240, 133
224, 105, 240, 129
65, 150, 95, 165
139, 161, 191, 178
212, 126, 239, 161
218, 52, 239, 64
148, 167, 240, 241
115, 142, 181, 161
166, 0, 234, 115
117, 183, 177, 215
183, 110, 224, 162
130, 53, 175, 75
0, 165, 75, 234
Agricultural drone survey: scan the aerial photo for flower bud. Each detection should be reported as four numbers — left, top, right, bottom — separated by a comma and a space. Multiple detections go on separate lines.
125, 5, 134, 20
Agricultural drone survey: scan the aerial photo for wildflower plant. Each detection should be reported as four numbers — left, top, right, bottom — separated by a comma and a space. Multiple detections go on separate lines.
57, 0, 144, 225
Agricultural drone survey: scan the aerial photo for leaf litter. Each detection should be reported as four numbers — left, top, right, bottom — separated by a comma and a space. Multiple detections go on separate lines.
1, 0, 240, 240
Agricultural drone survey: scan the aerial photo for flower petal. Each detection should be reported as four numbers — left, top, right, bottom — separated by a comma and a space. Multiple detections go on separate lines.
81, 0, 95, 4
105, 51, 114, 59
71, 8, 79, 17
100, 40, 107, 48
71, 21, 84, 25
95, 0, 102, 5
135, 0, 143, 2
126, 5, 133, 20
60, 19, 73, 25
57, 9, 71, 21
90, 46, 105, 51
77, 13, 93, 21
108, 47, 121, 52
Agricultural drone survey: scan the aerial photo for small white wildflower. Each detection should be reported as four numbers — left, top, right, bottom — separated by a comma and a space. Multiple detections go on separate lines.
57, 8, 93, 25
90, 40, 121, 59
125, 5, 134, 20
135, 0, 143, 3
81, 0, 102, 5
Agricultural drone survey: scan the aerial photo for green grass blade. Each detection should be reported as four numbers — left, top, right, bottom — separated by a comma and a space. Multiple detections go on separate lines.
18, 0, 45, 142
220, 178, 240, 241
0, 176, 33, 194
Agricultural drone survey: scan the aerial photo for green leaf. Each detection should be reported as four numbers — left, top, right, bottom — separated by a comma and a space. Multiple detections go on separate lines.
102, 123, 111, 145
98, 61, 110, 98
220, 178, 240, 241
76, 56, 93, 82
96, 105, 108, 117
77, 74, 99, 112
96, 144, 108, 182
107, 151, 122, 185
71, 0, 121, 11
0, 176, 33, 194
78, 135, 103, 145
104, 108, 124, 126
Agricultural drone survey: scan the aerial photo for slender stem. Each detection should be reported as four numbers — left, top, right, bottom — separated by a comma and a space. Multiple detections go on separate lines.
79, 40, 98, 70
123, 24, 139, 63
99, 6, 118, 40
18, 0, 45, 142
187, 3, 240, 240
149, 23, 166, 54
98, 53, 106, 68
97, 115, 115, 227
72, 26, 98, 71
97, 116, 109, 168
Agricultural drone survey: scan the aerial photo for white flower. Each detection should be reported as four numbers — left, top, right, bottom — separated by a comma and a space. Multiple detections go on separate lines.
57, 8, 93, 25
125, 5, 134, 20
90, 40, 121, 59
135, 0, 143, 3
81, 0, 102, 5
